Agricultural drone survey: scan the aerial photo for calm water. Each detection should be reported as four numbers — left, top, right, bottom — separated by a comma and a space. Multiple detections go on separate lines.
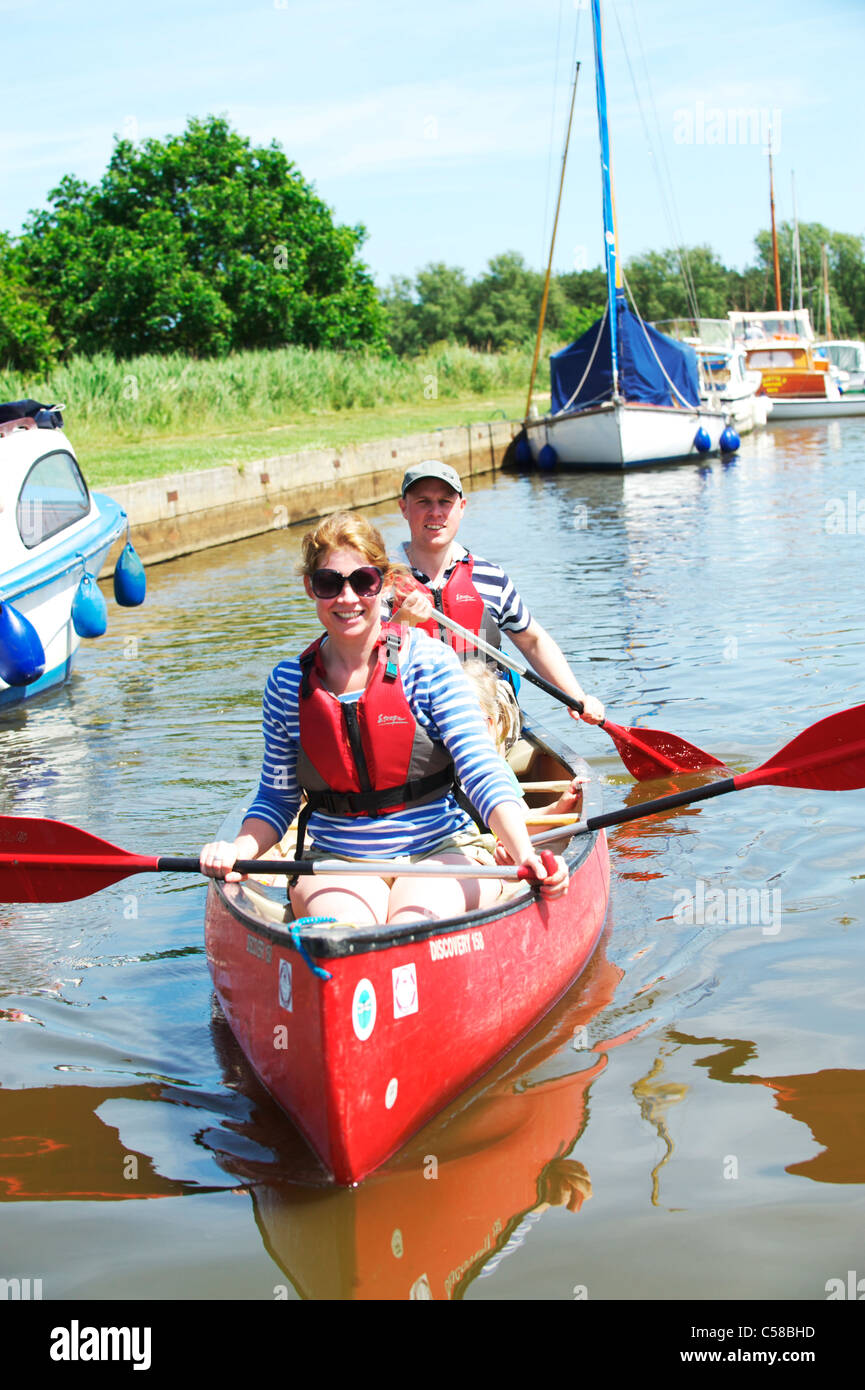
1, 418, 864, 1308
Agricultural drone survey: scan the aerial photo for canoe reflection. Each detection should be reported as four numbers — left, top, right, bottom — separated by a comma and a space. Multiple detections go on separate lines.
206, 932, 639, 1299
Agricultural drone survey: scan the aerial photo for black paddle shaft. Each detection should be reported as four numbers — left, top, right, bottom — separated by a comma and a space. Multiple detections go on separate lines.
157, 856, 317, 876
514, 664, 585, 716
578, 775, 738, 835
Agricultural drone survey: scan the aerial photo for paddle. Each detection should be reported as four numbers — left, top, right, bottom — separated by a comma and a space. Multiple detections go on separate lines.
569, 700, 865, 837
0, 819, 560, 904
426, 607, 727, 780
4, 704, 864, 905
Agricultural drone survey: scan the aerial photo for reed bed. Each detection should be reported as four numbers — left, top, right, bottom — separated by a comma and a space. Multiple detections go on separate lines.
0, 344, 538, 446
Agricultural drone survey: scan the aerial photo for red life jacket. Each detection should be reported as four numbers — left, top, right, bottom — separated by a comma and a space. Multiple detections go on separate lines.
295, 624, 454, 832
414, 552, 502, 659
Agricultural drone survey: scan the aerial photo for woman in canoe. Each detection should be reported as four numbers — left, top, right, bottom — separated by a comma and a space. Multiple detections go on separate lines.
199, 511, 567, 926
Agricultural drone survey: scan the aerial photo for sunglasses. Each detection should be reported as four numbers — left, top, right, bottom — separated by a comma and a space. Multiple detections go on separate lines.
309, 565, 384, 600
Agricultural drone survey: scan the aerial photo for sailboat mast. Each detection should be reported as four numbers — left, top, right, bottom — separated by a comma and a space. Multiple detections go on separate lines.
791, 172, 803, 311
768, 133, 782, 311
822, 243, 833, 338
591, 0, 621, 399
525, 62, 581, 420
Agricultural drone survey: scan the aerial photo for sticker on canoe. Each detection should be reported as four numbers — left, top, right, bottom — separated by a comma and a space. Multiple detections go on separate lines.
278, 959, 293, 1012
392, 963, 418, 1018
429, 929, 484, 962
352, 979, 377, 1041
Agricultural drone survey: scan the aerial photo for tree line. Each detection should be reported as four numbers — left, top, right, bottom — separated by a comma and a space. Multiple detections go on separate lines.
2, 115, 864, 374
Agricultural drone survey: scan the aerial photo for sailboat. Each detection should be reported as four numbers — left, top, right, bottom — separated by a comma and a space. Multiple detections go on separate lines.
523, 0, 729, 470
728, 168, 865, 420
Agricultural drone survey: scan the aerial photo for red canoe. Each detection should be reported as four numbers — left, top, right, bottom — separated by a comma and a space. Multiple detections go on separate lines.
204, 720, 611, 1185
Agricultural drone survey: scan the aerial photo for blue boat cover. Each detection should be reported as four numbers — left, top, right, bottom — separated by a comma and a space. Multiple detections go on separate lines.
551, 300, 701, 413
0, 399, 63, 429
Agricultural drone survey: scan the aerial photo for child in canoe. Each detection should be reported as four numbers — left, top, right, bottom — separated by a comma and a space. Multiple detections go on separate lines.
461, 658, 586, 821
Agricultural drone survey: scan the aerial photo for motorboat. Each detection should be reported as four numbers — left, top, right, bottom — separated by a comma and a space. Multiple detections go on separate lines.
0, 399, 145, 707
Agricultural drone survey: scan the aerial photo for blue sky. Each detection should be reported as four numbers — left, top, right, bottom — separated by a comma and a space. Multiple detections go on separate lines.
3, 0, 863, 290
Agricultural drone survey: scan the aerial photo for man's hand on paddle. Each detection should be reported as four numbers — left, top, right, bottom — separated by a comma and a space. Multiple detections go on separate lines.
571, 693, 605, 725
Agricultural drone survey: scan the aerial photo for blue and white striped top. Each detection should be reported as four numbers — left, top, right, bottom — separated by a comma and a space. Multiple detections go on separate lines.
245, 627, 522, 858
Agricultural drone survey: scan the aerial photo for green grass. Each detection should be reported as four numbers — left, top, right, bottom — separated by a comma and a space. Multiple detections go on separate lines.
1, 344, 546, 486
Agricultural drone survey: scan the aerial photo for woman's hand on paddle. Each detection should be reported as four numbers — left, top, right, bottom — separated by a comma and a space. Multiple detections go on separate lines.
199, 840, 246, 882
494, 841, 569, 899
389, 583, 433, 627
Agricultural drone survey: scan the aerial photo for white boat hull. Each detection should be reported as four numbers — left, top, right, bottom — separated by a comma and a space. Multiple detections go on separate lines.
0, 530, 122, 706
703, 388, 771, 432
0, 415, 129, 707
524, 400, 729, 469
767, 395, 865, 421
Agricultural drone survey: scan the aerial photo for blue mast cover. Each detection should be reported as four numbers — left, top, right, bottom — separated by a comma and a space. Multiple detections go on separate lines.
550, 301, 700, 414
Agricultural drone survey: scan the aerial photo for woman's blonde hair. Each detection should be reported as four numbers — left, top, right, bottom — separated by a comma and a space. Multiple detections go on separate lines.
299, 511, 410, 588
462, 659, 521, 753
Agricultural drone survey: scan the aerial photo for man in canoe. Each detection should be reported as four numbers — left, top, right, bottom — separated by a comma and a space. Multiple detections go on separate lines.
392, 461, 605, 725
199, 511, 568, 926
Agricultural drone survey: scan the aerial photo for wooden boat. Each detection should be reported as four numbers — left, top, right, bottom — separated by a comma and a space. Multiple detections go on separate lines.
204, 720, 610, 1186
522, 0, 727, 470
729, 312, 865, 420
0, 400, 145, 707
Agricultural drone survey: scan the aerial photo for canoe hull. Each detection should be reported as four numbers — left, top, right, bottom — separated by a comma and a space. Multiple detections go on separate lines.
204, 734, 611, 1185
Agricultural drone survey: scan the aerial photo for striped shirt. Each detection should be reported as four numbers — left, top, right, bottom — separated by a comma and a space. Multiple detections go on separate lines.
245, 627, 522, 858
401, 542, 532, 634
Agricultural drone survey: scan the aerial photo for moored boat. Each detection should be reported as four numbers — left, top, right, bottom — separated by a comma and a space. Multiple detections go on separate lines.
522, 0, 728, 471
821, 339, 865, 392
729, 311, 865, 420
0, 400, 146, 707
204, 720, 610, 1185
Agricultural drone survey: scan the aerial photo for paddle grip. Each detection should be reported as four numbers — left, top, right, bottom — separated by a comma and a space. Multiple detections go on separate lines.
515, 849, 560, 883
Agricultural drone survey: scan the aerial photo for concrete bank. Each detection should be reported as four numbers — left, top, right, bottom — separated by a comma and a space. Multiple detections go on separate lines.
101, 417, 519, 573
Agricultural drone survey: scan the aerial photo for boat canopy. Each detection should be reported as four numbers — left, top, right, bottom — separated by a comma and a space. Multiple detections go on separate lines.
551, 301, 701, 414
0, 399, 63, 429
823, 341, 865, 373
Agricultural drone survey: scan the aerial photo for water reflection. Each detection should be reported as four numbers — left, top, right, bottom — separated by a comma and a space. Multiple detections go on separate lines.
0, 1082, 221, 1201
201, 938, 639, 1300
667, 1031, 865, 1186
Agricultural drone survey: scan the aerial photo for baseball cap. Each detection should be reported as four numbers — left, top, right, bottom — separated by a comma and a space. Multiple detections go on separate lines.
400, 461, 464, 497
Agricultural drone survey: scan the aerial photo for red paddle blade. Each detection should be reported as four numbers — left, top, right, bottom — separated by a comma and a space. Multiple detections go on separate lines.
739, 702, 865, 792
602, 720, 729, 780
0, 816, 157, 904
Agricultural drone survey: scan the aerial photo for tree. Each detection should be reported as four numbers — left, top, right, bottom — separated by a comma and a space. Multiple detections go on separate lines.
463, 252, 544, 349
752, 222, 865, 335
624, 245, 731, 325
379, 275, 423, 356
414, 263, 471, 345
0, 233, 58, 372
17, 116, 385, 359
